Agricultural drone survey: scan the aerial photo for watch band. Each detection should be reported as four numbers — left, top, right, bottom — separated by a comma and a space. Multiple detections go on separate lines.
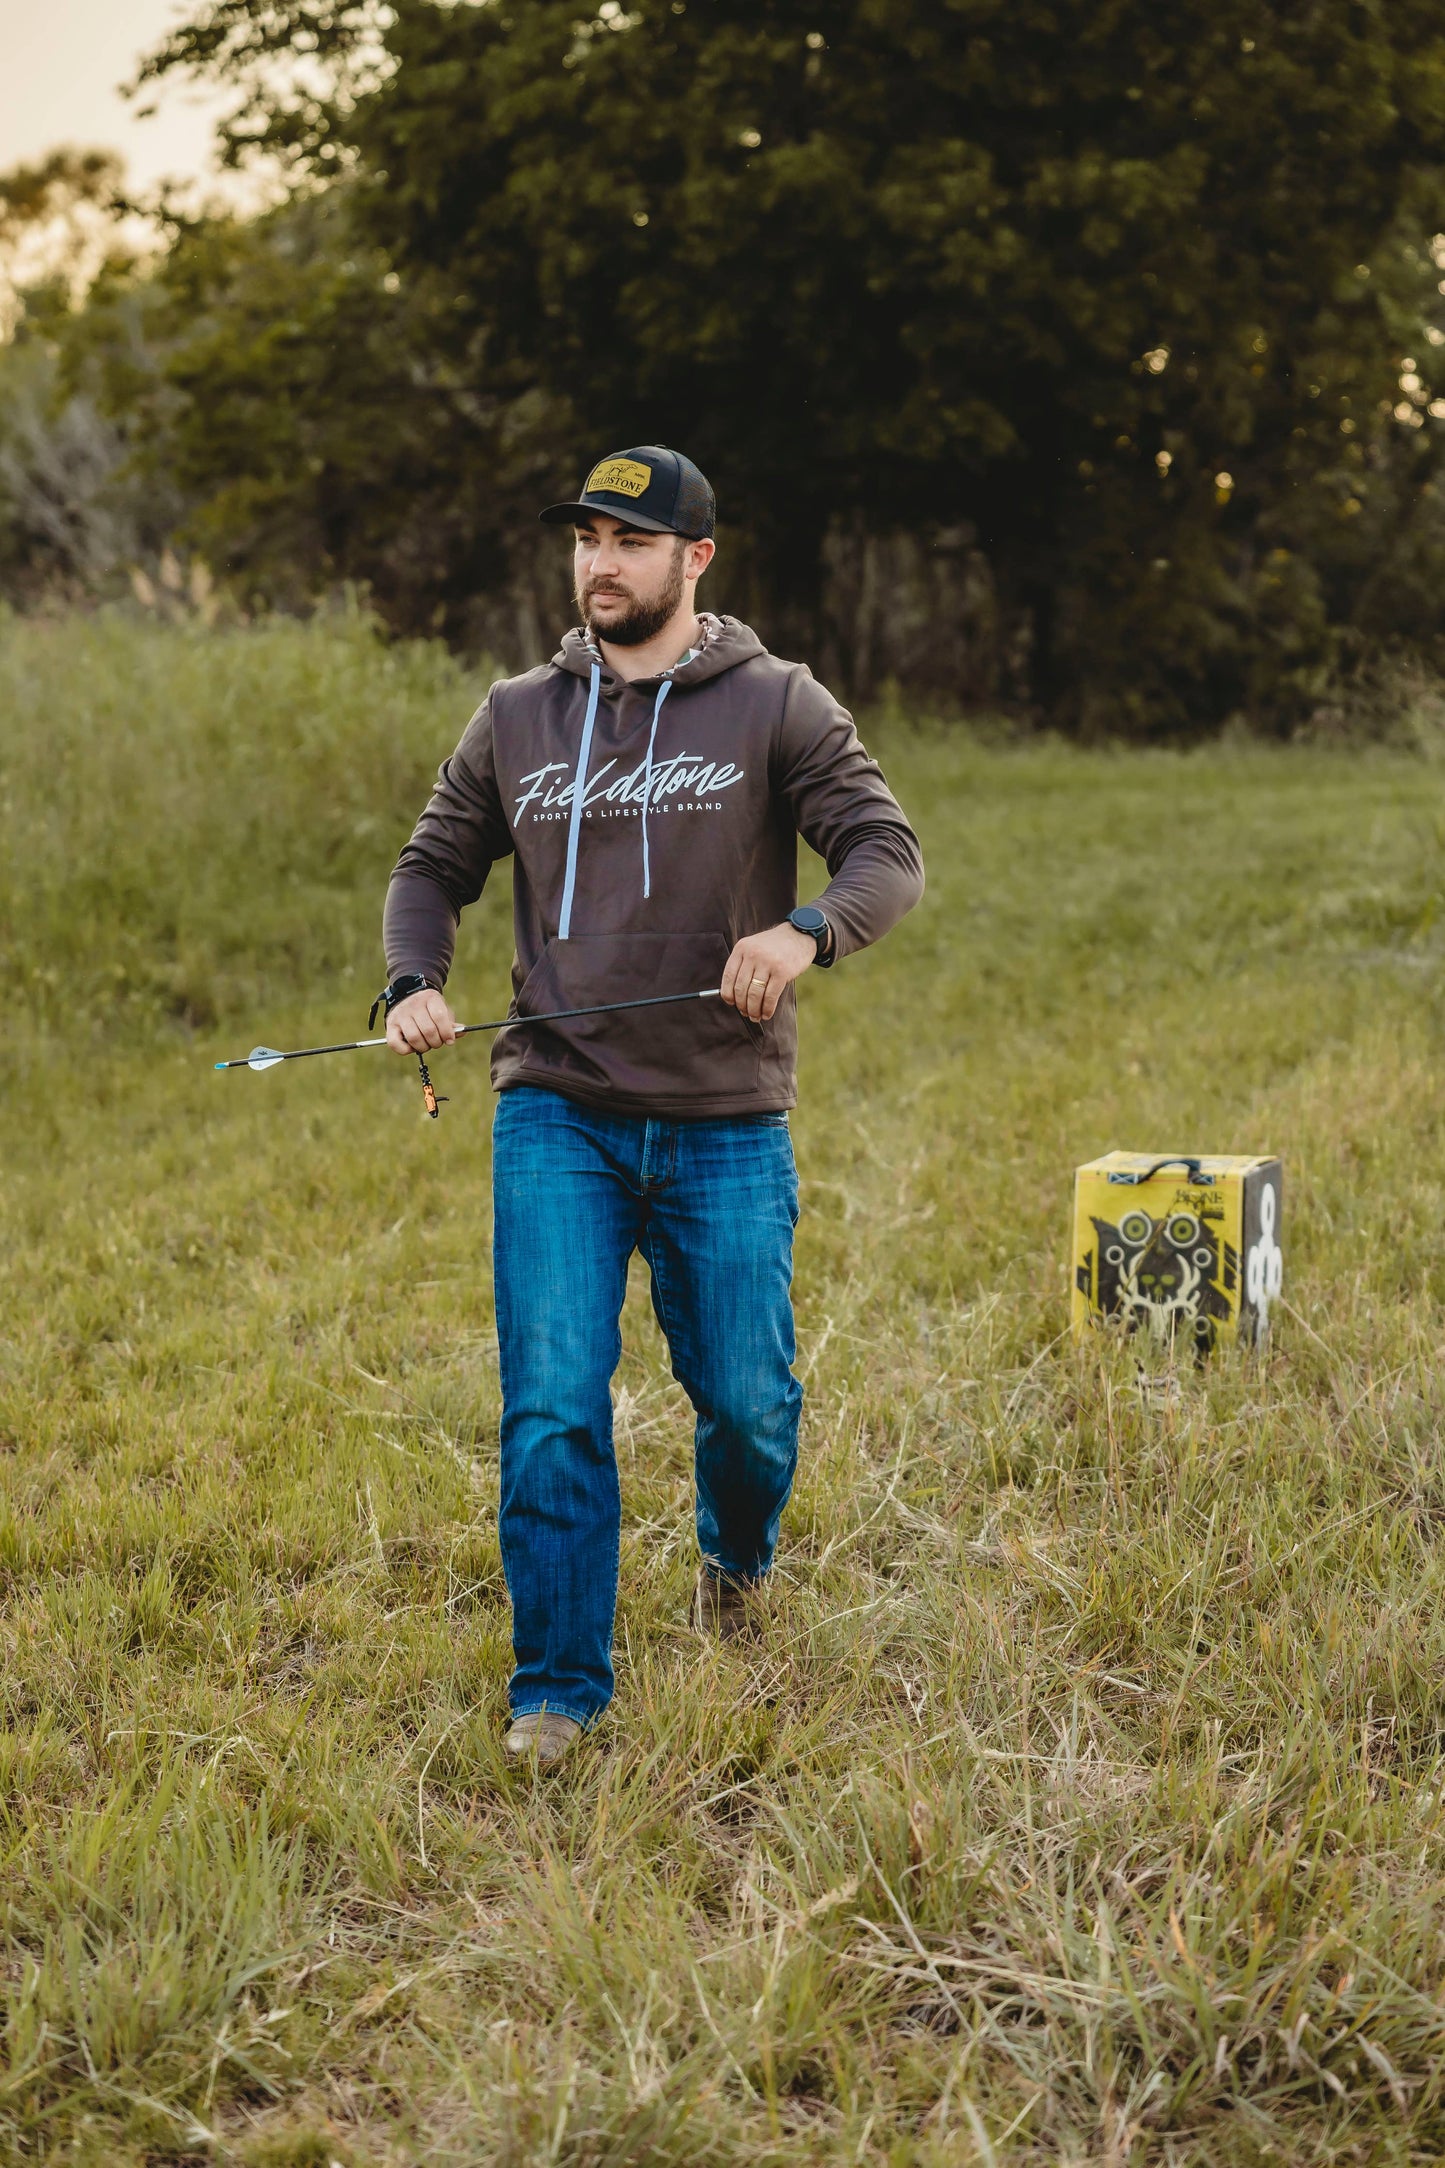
368, 971, 433, 1030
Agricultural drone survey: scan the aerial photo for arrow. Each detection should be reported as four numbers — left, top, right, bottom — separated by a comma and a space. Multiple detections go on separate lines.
214, 986, 723, 1072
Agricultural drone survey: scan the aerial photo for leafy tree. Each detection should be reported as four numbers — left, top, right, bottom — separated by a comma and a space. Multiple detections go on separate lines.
0, 153, 163, 596
120, 191, 511, 628
0, 149, 131, 332
117, 2, 1445, 725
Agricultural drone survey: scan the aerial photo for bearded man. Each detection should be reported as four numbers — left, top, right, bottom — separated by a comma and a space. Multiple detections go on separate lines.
379, 446, 924, 1764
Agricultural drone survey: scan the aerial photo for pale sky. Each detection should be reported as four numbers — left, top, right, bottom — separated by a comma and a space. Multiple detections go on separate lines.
0, 0, 238, 196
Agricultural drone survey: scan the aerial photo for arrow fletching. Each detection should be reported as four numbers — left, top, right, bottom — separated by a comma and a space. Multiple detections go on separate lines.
247, 1047, 286, 1072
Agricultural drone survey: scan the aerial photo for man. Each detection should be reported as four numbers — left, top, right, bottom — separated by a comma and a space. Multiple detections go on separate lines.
380, 445, 923, 1764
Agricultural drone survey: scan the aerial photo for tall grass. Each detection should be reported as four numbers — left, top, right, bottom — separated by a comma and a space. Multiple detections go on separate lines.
0, 603, 470, 1033
5, 611, 1445, 2161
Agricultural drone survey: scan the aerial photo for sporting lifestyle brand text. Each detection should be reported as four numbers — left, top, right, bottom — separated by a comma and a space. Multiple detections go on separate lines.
513, 753, 745, 823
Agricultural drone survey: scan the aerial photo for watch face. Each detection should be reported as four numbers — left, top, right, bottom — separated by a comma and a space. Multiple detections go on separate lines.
791, 906, 827, 935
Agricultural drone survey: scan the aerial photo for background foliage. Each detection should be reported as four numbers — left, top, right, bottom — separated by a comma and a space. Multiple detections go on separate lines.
8, 1, 1445, 729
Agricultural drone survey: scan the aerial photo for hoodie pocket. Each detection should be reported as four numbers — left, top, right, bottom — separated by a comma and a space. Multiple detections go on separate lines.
510, 932, 761, 1102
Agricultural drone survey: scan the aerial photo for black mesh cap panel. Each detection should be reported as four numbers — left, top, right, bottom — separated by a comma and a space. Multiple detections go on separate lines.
671, 462, 716, 538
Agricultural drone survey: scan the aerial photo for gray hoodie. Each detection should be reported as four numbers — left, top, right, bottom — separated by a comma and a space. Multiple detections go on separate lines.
383, 616, 924, 1117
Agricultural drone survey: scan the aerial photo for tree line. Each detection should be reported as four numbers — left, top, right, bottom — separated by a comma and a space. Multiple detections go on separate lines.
3, 0, 1445, 734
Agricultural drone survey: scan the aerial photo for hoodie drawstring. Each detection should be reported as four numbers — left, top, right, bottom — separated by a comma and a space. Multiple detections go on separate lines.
557, 658, 600, 941
640, 678, 673, 901
558, 659, 678, 937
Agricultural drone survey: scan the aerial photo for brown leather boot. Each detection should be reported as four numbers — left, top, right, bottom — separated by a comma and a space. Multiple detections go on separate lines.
693, 1566, 762, 1641
504, 1711, 582, 1764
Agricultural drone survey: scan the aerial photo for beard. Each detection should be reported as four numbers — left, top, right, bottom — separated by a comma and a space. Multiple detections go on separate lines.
578, 539, 687, 647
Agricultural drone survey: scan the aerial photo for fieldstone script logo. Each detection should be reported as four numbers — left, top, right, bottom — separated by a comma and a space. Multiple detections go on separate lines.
514, 753, 745, 824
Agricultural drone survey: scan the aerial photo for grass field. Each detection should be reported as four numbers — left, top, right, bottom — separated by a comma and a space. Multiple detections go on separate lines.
6, 611, 1445, 2164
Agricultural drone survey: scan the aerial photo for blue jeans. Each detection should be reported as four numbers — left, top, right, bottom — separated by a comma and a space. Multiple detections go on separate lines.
491, 1085, 803, 1726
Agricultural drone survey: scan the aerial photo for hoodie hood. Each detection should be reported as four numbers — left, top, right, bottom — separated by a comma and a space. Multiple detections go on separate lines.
552, 613, 766, 691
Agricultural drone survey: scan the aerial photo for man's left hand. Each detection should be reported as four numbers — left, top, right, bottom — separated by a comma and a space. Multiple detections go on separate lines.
721, 923, 819, 1023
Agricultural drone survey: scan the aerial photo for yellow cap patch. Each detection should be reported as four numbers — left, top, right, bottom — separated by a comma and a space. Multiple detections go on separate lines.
585, 456, 652, 500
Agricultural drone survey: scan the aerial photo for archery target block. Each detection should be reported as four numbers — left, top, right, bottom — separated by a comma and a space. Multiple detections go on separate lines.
1072, 1152, 1283, 1352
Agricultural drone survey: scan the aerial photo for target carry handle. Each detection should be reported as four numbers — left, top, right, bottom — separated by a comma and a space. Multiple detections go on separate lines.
1108, 1155, 1207, 1187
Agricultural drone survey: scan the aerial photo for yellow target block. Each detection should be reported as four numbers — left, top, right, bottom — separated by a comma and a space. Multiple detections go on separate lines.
1072, 1152, 1283, 1352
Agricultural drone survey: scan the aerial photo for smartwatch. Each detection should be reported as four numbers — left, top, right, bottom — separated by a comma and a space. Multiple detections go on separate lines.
787, 904, 835, 968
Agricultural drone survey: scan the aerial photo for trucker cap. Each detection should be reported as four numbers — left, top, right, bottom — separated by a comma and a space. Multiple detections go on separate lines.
539, 445, 716, 538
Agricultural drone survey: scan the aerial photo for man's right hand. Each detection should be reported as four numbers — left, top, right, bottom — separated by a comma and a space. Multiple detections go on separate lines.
387, 987, 458, 1053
